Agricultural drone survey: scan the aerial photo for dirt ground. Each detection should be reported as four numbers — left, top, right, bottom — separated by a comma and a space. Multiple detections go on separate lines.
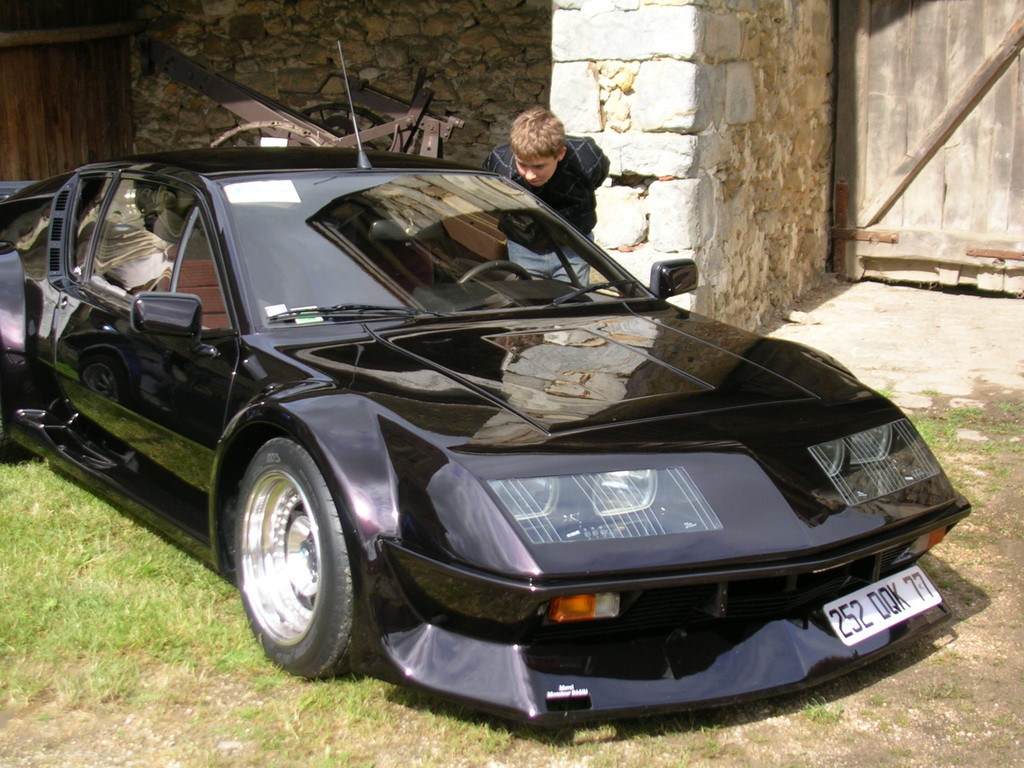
2, 277, 1022, 767
765, 277, 1024, 409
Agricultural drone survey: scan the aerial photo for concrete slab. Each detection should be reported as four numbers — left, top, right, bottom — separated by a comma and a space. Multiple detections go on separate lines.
764, 278, 1024, 411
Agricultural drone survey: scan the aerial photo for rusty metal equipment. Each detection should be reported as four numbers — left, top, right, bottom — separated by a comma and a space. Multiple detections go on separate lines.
137, 34, 463, 157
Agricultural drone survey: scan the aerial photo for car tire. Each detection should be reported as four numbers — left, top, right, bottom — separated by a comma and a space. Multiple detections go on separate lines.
236, 437, 353, 678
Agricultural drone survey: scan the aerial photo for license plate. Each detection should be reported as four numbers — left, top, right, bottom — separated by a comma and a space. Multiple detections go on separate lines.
823, 565, 943, 646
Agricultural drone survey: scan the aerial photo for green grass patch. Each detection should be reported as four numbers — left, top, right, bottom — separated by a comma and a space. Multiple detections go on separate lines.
0, 459, 263, 707
801, 697, 843, 725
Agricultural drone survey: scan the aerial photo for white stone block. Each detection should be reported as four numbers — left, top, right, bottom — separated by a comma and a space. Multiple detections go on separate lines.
593, 132, 700, 178
552, 6, 701, 62
648, 178, 703, 251
551, 62, 604, 133
633, 59, 708, 134
594, 186, 647, 249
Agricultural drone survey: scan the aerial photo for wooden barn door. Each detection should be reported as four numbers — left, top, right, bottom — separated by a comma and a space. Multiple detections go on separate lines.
834, 1, 1024, 294
0, 2, 141, 181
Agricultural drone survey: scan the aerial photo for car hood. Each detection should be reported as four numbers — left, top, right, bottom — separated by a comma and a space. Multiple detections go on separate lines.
282, 305, 959, 578
366, 305, 873, 434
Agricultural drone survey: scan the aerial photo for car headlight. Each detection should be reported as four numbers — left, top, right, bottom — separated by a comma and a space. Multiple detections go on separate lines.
809, 419, 940, 505
488, 467, 722, 544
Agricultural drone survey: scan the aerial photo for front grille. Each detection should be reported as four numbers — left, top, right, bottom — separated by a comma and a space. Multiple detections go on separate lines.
726, 571, 853, 618
532, 542, 914, 644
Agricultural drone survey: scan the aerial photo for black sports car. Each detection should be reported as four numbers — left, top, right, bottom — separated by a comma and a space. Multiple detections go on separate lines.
0, 147, 969, 723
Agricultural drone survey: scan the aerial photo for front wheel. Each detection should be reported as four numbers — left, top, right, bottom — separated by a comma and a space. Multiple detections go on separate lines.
236, 438, 353, 678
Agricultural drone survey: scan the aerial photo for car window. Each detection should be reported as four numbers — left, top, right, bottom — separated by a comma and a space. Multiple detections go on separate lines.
220, 172, 645, 323
172, 211, 232, 331
73, 175, 113, 278
88, 178, 195, 298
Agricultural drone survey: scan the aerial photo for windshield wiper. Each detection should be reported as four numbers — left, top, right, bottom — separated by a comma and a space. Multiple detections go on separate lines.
549, 279, 641, 306
267, 304, 450, 322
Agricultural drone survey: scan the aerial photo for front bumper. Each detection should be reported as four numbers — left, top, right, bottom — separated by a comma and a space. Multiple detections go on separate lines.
378, 600, 950, 724
369, 501, 968, 724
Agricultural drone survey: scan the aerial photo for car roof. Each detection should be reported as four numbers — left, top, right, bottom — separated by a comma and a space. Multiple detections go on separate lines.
82, 146, 476, 177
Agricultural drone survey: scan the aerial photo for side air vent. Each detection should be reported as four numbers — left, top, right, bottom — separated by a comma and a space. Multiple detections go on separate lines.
53, 187, 71, 212
47, 182, 76, 278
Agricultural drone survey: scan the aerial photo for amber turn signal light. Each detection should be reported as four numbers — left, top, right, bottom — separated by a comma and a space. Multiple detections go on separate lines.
548, 593, 620, 623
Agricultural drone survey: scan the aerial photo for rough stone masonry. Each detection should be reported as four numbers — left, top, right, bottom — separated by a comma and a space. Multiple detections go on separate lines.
551, 0, 834, 328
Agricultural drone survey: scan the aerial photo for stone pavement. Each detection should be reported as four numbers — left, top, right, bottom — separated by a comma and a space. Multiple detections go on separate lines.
764, 278, 1024, 412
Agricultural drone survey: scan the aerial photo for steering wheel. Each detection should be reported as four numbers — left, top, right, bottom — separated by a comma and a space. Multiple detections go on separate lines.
458, 259, 534, 284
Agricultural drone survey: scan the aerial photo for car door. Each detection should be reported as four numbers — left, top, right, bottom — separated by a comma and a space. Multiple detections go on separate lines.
52, 173, 240, 532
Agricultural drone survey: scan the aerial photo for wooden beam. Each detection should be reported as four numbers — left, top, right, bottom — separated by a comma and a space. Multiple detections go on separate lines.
966, 248, 1024, 262
0, 21, 144, 49
832, 228, 900, 244
863, 12, 1024, 228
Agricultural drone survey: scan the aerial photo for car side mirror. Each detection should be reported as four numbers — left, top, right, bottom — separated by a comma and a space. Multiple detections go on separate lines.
131, 292, 203, 336
131, 292, 219, 357
650, 258, 698, 299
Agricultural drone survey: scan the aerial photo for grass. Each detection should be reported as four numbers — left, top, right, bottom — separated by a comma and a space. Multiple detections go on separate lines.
0, 460, 262, 708
801, 697, 843, 725
910, 401, 1024, 513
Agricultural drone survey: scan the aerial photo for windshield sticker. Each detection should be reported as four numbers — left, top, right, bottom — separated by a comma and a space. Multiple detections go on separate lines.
225, 180, 301, 205
265, 303, 288, 318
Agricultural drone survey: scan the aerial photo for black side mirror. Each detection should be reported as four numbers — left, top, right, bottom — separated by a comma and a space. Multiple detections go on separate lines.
131, 292, 202, 336
650, 258, 698, 299
131, 292, 219, 357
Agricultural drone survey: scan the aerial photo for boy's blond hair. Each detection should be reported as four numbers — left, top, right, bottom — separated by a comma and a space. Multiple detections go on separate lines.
509, 107, 565, 160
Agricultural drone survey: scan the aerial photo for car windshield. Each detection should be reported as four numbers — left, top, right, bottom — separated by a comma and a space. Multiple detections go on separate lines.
217, 171, 646, 323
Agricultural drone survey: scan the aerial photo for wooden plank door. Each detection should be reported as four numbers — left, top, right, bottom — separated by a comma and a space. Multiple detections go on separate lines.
0, 1, 139, 180
834, 0, 1024, 294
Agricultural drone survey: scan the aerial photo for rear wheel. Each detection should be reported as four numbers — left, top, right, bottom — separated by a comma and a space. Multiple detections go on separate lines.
236, 438, 353, 678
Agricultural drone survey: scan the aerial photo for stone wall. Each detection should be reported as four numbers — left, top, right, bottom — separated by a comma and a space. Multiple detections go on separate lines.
551, 0, 834, 328
130, 0, 834, 331
132, 0, 553, 167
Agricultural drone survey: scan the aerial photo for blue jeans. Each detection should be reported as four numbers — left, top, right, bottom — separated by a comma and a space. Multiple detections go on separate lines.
507, 234, 592, 284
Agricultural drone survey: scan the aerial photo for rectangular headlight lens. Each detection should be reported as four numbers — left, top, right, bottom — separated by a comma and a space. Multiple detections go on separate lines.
489, 467, 723, 544
809, 419, 940, 505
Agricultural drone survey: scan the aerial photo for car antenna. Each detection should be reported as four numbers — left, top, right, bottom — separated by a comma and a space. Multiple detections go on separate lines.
337, 40, 372, 169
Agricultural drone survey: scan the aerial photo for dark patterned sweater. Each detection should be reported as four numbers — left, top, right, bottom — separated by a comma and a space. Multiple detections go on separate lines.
483, 135, 610, 234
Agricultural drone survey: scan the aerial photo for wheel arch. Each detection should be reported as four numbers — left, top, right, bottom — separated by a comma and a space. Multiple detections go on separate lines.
210, 393, 398, 578
211, 418, 291, 575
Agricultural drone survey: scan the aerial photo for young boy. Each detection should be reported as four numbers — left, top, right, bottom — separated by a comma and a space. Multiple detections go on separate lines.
484, 107, 609, 282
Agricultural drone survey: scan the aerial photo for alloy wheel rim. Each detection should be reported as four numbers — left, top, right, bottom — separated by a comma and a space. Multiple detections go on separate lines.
240, 469, 321, 645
